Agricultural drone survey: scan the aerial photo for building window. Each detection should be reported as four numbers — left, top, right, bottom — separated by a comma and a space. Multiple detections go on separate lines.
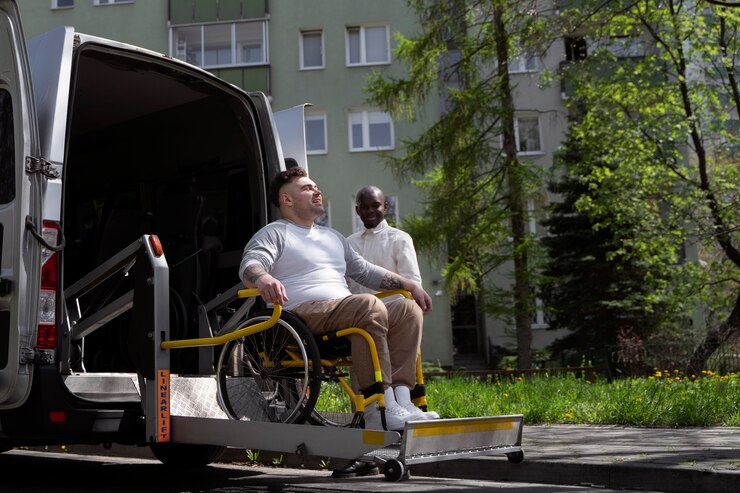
346, 25, 390, 66
94, 0, 134, 5
564, 37, 588, 62
305, 112, 327, 154
171, 21, 268, 68
591, 36, 645, 59
52, 0, 74, 8
515, 116, 542, 154
349, 110, 394, 152
300, 30, 324, 70
509, 51, 537, 73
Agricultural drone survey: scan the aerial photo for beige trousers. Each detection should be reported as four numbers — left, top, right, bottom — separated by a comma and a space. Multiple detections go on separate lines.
290, 294, 422, 391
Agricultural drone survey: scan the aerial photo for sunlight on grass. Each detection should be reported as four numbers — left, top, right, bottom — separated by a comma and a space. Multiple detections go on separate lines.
313, 370, 738, 426
424, 370, 738, 426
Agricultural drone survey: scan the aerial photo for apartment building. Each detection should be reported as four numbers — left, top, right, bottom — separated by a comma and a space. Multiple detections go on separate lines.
17, 0, 577, 368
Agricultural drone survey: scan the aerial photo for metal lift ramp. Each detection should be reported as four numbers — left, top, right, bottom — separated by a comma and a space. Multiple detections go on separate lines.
164, 374, 524, 481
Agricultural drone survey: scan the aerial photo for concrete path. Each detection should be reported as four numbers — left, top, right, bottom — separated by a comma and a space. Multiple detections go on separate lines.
411, 424, 740, 493
25, 424, 740, 493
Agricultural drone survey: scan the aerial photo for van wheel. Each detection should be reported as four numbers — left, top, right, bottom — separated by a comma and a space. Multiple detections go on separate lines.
149, 442, 226, 468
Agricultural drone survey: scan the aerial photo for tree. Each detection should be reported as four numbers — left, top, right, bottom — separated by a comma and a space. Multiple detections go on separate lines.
540, 125, 670, 359
366, 0, 557, 369
559, 0, 740, 373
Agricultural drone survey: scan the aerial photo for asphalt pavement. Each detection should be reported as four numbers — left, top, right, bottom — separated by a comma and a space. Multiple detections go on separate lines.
30, 424, 740, 493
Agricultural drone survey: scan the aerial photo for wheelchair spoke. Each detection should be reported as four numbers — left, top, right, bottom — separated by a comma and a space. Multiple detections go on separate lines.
216, 312, 321, 424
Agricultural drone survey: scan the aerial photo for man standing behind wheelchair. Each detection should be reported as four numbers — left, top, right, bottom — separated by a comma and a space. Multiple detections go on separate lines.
239, 166, 437, 435
347, 185, 440, 421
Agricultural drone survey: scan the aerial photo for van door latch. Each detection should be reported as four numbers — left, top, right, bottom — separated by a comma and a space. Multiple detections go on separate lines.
25, 156, 60, 179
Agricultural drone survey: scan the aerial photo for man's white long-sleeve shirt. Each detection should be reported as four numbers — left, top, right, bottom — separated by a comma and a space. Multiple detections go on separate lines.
346, 220, 421, 302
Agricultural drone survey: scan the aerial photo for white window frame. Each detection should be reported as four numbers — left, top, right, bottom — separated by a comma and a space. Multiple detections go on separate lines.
509, 51, 538, 73
345, 25, 390, 66
51, 0, 74, 8
170, 21, 269, 69
515, 116, 543, 155
94, 0, 134, 5
348, 110, 394, 152
305, 112, 327, 155
300, 29, 324, 70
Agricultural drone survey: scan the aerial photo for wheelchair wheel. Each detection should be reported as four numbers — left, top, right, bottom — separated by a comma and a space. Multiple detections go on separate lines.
216, 310, 321, 424
308, 379, 356, 427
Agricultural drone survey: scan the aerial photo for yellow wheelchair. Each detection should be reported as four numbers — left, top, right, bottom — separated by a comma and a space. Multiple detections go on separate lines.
212, 288, 430, 429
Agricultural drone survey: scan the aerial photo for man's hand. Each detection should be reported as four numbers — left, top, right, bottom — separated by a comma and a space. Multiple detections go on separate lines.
255, 274, 289, 305
408, 283, 433, 314
243, 264, 288, 305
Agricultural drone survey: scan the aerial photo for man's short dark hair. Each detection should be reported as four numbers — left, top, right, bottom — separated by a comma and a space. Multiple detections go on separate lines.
269, 166, 307, 208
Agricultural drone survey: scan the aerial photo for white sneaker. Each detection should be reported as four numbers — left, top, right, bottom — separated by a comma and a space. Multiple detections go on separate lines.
363, 388, 415, 431
394, 385, 440, 420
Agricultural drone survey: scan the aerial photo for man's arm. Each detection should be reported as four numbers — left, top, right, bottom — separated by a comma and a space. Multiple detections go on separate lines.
379, 272, 432, 314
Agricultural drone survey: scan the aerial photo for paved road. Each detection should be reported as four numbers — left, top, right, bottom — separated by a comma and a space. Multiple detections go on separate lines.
10, 424, 739, 492
1, 448, 661, 492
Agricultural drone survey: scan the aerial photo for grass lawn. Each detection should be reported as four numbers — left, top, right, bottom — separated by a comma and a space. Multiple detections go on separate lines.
316, 370, 739, 427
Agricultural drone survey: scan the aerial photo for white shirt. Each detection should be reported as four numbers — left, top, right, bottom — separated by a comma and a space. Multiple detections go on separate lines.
346, 219, 421, 302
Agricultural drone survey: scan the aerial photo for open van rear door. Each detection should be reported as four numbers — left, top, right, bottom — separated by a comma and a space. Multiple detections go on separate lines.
0, 0, 42, 409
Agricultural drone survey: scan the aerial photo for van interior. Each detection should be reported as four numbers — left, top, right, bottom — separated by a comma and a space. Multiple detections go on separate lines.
61, 44, 268, 375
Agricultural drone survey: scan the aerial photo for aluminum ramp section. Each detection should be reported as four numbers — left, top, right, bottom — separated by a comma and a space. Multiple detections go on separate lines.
170, 416, 402, 460
365, 415, 524, 465
166, 375, 402, 460
165, 376, 523, 475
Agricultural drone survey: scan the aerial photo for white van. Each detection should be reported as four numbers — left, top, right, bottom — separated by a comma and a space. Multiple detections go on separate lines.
0, 0, 288, 465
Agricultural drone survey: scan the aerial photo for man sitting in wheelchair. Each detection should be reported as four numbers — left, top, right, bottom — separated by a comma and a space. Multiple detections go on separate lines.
239, 167, 439, 433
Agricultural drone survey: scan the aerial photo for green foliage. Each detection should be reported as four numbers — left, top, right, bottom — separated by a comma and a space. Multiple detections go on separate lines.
426, 371, 739, 426
554, 0, 740, 369
245, 449, 260, 464
312, 370, 738, 426
540, 126, 674, 355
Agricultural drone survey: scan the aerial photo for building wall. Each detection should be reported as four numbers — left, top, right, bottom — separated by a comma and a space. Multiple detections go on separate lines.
18, 0, 168, 53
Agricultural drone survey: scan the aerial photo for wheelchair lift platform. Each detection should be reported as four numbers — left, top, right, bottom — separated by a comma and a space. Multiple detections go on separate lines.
165, 375, 524, 481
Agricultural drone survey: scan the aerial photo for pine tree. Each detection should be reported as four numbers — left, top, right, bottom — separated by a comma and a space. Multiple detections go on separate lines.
540, 129, 667, 359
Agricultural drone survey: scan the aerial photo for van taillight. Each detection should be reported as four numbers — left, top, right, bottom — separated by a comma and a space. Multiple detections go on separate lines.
37, 221, 60, 349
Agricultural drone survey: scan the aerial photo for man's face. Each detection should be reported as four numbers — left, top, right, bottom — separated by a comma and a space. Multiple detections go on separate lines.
282, 176, 324, 220
355, 190, 386, 229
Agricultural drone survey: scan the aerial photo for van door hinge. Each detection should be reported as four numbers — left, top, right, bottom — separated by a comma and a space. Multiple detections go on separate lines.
25, 156, 60, 179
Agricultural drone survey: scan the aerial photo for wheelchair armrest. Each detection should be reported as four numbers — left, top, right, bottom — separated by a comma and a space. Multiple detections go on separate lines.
374, 289, 412, 300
